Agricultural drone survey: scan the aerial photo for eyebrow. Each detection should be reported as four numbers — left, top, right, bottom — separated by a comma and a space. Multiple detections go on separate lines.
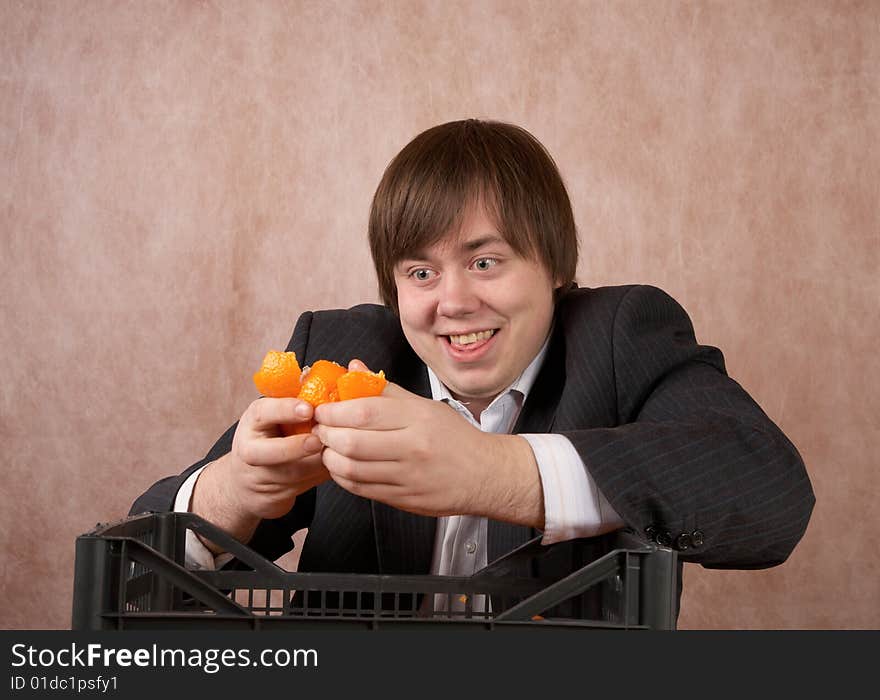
461, 235, 506, 252
398, 234, 509, 267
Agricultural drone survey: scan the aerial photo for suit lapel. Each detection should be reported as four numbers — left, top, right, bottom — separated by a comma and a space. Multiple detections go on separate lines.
512, 321, 566, 435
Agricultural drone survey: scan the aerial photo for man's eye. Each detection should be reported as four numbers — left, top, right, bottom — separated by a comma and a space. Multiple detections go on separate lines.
473, 258, 498, 271
411, 269, 433, 281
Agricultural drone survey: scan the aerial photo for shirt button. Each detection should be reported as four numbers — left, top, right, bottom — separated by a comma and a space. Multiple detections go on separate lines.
465, 541, 477, 554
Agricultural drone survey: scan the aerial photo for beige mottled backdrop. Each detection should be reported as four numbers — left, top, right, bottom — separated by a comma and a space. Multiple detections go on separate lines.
1, 1, 877, 629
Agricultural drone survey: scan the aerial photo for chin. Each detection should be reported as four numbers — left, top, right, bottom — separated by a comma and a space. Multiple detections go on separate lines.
451, 382, 502, 403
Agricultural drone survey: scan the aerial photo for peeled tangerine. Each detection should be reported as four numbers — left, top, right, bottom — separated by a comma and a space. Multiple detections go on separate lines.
297, 360, 348, 407
252, 350, 302, 398
252, 352, 387, 436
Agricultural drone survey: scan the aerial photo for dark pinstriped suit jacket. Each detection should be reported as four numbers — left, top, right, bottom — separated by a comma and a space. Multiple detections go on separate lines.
131, 285, 814, 590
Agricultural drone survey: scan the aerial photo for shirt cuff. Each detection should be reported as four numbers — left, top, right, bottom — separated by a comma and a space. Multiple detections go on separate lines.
173, 465, 234, 570
520, 433, 624, 545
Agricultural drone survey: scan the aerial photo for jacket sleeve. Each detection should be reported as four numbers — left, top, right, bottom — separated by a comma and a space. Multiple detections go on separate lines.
561, 285, 815, 569
127, 311, 318, 562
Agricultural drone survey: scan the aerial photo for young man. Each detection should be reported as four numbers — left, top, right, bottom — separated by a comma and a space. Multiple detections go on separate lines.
131, 119, 814, 614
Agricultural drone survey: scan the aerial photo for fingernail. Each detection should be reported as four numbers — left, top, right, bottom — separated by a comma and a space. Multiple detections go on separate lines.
303, 435, 322, 453
295, 403, 311, 419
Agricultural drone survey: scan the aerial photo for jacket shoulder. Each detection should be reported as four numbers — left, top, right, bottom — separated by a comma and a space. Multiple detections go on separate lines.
558, 284, 703, 339
558, 284, 683, 316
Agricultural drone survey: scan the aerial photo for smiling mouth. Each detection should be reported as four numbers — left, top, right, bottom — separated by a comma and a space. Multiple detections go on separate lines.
446, 329, 497, 347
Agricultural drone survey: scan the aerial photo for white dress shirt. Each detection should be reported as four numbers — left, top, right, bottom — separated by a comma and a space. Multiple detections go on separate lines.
423, 336, 622, 612
175, 337, 623, 573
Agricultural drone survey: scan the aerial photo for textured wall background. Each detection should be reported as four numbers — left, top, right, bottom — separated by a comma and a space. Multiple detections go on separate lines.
1, 0, 877, 629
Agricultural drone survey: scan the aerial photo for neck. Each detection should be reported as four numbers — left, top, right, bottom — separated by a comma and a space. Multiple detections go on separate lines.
454, 395, 494, 420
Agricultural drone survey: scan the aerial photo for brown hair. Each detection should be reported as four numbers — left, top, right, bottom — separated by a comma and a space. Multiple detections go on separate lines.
368, 119, 578, 311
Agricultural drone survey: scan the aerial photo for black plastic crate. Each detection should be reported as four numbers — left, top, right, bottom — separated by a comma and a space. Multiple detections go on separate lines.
72, 512, 677, 630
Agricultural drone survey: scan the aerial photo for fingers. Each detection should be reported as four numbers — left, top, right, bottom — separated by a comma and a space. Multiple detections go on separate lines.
245, 397, 314, 432
270, 455, 330, 491
236, 398, 321, 468
377, 381, 409, 399
313, 386, 413, 428
347, 358, 369, 372
321, 448, 402, 487
314, 396, 388, 429
237, 431, 323, 467
313, 423, 407, 461
246, 452, 326, 486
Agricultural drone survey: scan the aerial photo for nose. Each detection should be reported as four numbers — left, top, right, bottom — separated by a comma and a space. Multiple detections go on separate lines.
436, 271, 480, 318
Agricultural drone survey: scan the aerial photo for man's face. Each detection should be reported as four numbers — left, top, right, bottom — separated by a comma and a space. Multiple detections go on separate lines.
394, 205, 558, 413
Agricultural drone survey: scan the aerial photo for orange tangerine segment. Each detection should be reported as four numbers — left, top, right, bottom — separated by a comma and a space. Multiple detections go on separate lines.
336, 370, 387, 401
296, 360, 347, 407
253, 350, 302, 398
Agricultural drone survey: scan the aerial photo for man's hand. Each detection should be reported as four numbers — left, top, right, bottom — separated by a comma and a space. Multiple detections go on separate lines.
312, 363, 545, 527
191, 397, 331, 550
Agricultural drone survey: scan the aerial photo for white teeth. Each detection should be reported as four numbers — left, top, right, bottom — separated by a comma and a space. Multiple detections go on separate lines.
449, 329, 495, 346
